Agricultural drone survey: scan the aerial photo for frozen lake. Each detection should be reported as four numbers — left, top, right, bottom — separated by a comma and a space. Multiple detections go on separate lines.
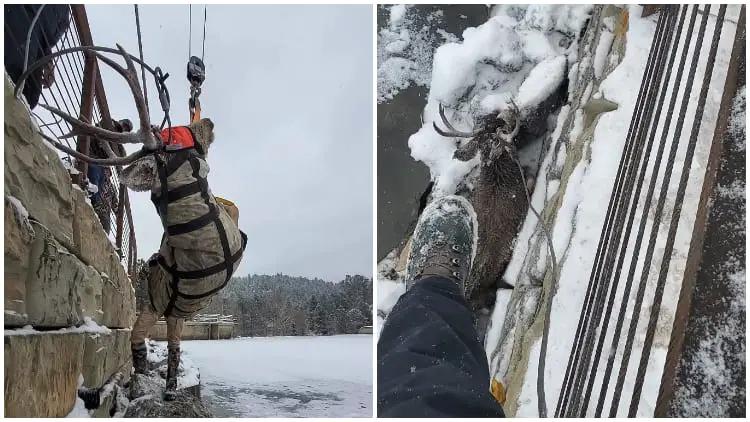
180, 334, 373, 417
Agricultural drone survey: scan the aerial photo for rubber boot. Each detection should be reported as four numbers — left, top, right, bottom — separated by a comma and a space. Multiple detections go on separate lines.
164, 346, 180, 401
131, 341, 149, 375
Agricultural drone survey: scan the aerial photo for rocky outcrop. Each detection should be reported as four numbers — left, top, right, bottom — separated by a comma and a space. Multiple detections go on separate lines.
485, 6, 629, 415
125, 376, 211, 418
4, 73, 135, 417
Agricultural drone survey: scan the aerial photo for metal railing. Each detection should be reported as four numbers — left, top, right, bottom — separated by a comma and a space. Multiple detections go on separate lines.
151, 314, 239, 324
17, 5, 138, 279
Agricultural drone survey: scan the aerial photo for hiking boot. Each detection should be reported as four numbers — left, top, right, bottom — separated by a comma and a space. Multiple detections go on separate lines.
405, 195, 477, 296
131, 342, 149, 375
164, 346, 180, 401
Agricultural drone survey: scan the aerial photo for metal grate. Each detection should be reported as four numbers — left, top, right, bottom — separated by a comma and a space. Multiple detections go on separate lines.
10, 5, 138, 279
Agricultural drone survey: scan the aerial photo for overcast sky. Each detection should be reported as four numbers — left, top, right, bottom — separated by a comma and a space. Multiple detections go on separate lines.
85, 4, 373, 282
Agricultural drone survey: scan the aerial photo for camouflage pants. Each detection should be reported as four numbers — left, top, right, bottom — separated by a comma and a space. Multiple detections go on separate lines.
131, 305, 185, 348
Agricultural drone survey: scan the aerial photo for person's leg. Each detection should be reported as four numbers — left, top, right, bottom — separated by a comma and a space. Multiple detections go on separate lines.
86, 165, 104, 204
164, 316, 185, 400
130, 306, 158, 375
377, 195, 504, 418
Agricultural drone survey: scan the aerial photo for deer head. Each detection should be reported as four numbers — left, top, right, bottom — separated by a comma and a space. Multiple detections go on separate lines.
119, 117, 216, 192
433, 102, 521, 165
34, 44, 216, 192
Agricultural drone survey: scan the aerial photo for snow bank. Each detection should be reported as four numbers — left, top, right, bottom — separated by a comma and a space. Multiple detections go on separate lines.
5, 317, 111, 336
408, 5, 593, 196
146, 340, 200, 389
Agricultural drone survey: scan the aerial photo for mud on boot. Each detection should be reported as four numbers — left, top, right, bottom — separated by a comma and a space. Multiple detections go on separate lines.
405, 195, 478, 297
131, 341, 149, 375
164, 346, 180, 401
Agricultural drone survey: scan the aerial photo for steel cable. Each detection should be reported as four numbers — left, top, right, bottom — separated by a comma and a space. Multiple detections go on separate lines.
627, 5, 727, 416
609, 4, 713, 415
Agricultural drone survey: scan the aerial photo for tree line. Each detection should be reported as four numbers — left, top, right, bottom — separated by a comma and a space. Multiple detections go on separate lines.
133, 259, 373, 337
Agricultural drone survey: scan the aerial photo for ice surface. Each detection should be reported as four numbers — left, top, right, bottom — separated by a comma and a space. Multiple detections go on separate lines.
179, 335, 372, 417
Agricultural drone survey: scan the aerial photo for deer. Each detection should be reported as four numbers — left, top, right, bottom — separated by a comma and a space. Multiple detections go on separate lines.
33, 44, 247, 401
432, 102, 532, 311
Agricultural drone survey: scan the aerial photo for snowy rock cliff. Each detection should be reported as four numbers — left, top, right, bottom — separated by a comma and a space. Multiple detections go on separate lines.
4, 73, 135, 417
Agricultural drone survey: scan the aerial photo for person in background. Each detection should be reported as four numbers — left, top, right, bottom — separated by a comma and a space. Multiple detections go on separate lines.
4, 4, 71, 109
85, 118, 132, 234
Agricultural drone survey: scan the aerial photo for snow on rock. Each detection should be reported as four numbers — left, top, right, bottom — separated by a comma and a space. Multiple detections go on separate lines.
65, 374, 91, 418
670, 81, 746, 417
389, 4, 408, 25
145, 340, 201, 389
516, 55, 568, 111
6, 194, 29, 221
5, 317, 111, 336
66, 398, 91, 418
483, 4, 743, 417
408, 5, 592, 196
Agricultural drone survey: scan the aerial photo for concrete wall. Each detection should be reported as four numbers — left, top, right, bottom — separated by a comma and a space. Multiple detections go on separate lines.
4, 74, 136, 417
150, 321, 236, 341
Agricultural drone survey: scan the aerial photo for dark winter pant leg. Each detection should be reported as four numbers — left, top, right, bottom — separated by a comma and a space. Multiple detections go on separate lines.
377, 276, 505, 418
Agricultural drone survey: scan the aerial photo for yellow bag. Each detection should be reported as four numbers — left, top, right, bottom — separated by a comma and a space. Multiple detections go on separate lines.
215, 196, 239, 226
491, 379, 506, 407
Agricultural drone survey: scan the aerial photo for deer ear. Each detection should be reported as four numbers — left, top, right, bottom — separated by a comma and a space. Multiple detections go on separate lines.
453, 137, 480, 162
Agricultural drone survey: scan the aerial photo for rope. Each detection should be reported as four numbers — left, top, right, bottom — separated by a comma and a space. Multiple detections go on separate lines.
188, 5, 207, 61
202, 6, 207, 61
511, 154, 559, 418
555, 7, 666, 413
134, 4, 149, 117
17, 5, 46, 99
189, 5, 192, 57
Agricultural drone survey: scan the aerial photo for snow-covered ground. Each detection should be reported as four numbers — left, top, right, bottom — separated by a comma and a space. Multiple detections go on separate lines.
179, 335, 373, 418
376, 3, 744, 418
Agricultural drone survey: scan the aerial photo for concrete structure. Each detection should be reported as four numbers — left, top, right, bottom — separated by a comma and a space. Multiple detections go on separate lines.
150, 320, 236, 341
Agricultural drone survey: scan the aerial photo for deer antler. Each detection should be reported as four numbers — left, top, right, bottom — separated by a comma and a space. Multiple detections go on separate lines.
39, 44, 162, 166
40, 132, 151, 166
432, 103, 481, 138
497, 99, 521, 142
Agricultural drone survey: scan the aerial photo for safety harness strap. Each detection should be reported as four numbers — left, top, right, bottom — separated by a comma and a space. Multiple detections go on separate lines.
153, 153, 244, 306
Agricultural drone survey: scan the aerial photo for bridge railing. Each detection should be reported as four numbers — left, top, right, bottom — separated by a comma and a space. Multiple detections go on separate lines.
22, 5, 138, 279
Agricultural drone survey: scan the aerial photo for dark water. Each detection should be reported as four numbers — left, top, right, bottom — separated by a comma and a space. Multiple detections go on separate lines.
377, 5, 490, 260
